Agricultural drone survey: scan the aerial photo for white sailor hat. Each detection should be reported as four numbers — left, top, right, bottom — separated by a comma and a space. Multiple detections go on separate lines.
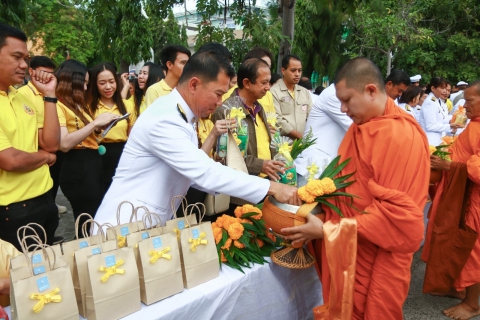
410, 75, 421, 83
457, 81, 468, 86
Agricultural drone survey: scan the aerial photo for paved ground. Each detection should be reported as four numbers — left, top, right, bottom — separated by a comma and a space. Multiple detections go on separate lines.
54, 191, 479, 319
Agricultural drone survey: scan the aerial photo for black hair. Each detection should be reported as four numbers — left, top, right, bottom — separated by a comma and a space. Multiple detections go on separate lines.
270, 73, 282, 86
298, 77, 312, 90
197, 43, 233, 62
281, 54, 301, 69
426, 77, 447, 94
0, 23, 27, 49
314, 86, 325, 95
133, 62, 163, 116
160, 45, 191, 74
237, 58, 270, 89
87, 63, 128, 117
243, 47, 274, 66
385, 69, 411, 87
179, 51, 235, 85
398, 85, 423, 104
29, 56, 56, 70
334, 57, 385, 93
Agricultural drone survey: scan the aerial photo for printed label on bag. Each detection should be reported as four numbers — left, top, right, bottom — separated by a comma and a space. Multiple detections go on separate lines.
36, 276, 50, 292
153, 237, 162, 249
92, 248, 101, 255
120, 226, 130, 236
142, 232, 149, 240
33, 265, 46, 275
79, 240, 88, 249
192, 228, 200, 239
105, 255, 116, 267
32, 254, 43, 264
177, 220, 185, 230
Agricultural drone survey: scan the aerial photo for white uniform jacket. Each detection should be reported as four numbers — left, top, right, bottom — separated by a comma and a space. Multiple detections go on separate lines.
419, 92, 452, 145
95, 89, 270, 225
397, 103, 420, 121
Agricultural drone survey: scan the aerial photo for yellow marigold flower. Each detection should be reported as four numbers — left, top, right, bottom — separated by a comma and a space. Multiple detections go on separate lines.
241, 218, 253, 225
221, 238, 232, 250
233, 240, 245, 249
305, 180, 325, 197
221, 251, 227, 262
429, 145, 437, 154
228, 222, 244, 240
234, 206, 244, 218
211, 222, 218, 229
214, 231, 223, 244
320, 177, 336, 194
298, 186, 316, 203
216, 216, 225, 228
223, 215, 237, 230
257, 239, 264, 248
266, 232, 276, 242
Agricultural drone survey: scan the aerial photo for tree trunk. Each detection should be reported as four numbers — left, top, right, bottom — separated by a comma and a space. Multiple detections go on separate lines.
386, 47, 392, 76
277, 0, 295, 73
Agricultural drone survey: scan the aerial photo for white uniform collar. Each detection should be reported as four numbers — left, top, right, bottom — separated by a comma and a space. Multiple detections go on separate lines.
172, 88, 197, 124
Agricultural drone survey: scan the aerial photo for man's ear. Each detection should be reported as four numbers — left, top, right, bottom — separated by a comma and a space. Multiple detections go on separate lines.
365, 83, 379, 97
188, 77, 201, 93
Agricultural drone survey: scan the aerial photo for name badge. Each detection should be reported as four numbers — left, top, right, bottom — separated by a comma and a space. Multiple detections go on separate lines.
105, 255, 116, 267
153, 237, 163, 249
36, 276, 50, 292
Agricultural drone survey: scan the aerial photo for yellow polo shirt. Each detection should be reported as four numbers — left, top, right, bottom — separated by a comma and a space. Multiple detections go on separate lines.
145, 79, 172, 107
57, 101, 97, 149
17, 81, 45, 128
222, 86, 275, 113
0, 87, 52, 205
94, 99, 136, 143
129, 95, 147, 115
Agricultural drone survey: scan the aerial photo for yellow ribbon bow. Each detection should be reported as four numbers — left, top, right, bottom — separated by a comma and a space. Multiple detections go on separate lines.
99, 259, 125, 283
230, 107, 246, 122
117, 235, 126, 248
149, 247, 172, 264
278, 142, 293, 163
30, 288, 62, 313
188, 232, 208, 252
307, 163, 319, 182
173, 228, 181, 239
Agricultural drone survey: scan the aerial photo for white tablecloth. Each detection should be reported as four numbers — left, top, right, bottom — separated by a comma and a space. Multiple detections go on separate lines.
6, 259, 323, 320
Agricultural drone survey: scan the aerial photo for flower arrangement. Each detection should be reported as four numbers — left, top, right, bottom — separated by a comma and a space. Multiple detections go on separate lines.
429, 137, 455, 162
297, 155, 358, 217
212, 204, 278, 273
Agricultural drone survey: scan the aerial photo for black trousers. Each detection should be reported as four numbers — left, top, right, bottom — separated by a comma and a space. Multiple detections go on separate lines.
175, 187, 210, 222
0, 193, 58, 251
49, 151, 64, 201
100, 142, 125, 195
60, 149, 104, 238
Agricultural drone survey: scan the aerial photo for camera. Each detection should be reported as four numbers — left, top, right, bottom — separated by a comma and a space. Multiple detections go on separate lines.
128, 69, 137, 82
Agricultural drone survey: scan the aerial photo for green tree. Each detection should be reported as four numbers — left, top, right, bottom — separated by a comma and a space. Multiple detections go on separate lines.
0, 0, 26, 27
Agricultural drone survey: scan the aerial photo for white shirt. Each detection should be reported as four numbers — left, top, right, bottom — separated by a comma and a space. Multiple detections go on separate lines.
95, 89, 270, 225
397, 103, 421, 121
419, 92, 452, 145
450, 90, 463, 104
294, 84, 352, 176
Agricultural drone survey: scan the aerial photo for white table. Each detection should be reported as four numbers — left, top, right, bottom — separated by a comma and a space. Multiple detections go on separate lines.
7, 259, 323, 320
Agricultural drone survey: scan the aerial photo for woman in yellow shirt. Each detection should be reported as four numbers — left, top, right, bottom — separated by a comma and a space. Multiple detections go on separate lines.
55, 60, 118, 236
87, 62, 136, 193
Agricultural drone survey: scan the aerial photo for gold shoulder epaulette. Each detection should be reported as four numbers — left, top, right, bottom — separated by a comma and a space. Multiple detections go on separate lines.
431, 97, 436, 102
177, 104, 187, 123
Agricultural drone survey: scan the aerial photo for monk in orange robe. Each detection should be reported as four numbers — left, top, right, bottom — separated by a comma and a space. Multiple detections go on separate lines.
424, 81, 480, 320
282, 57, 430, 319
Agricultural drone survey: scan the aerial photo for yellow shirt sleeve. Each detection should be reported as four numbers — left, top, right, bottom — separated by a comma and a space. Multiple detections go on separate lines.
56, 103, 67, 127
145, 84, 160, 107
124, 99, 137, 126
0, 126, 12, 152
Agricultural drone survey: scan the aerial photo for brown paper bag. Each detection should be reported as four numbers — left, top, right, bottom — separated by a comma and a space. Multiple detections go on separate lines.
84, 225, 141, 320
72, 220, 116, 317
178, 204, 219, 289
10, 244, 78, 320
106, 201, 145, 248
164, 195, 197, 234
136, 211, 183, 304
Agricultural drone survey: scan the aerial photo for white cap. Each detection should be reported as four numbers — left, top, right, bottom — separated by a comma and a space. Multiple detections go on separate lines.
410, 75, 421, 83
457, 81, 468, 86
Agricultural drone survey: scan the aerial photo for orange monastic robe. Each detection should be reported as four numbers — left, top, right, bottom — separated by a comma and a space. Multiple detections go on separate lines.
315, 98, 430, 319
424, 118, 480, 290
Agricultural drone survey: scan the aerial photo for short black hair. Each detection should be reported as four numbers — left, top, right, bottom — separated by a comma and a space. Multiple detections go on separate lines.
29, 56, 56, 70
335, 57, 385, 93
281, 54, 301, 69
0, 23, 27, 49
179, 50, 235, 85
298, 77, 312, 90
314, 86, 325, 95
243, 47, 274, 65
237, 58, 270, 89
399, 85, 423, 104
426, 77, 447, 94
197, 43, 232, 62
385, 69, 411, 87
270, 73, 282, 86
160, 45, 191, 74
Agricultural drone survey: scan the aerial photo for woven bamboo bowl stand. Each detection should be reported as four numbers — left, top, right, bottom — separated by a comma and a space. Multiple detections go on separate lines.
262, 196, 324, 269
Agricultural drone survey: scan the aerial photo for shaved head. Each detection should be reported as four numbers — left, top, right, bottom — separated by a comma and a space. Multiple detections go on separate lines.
334, 57, 385, 93
467, 80, 480, 96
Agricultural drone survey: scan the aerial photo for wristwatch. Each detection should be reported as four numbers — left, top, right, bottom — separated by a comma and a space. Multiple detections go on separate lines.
43, 96, 58, 103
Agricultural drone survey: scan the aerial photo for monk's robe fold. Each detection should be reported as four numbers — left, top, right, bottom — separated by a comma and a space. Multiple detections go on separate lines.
423, 118, 480, 291
314, 98, 430, 320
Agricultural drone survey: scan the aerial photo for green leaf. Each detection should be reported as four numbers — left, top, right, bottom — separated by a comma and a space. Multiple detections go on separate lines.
318, 199, 344, 218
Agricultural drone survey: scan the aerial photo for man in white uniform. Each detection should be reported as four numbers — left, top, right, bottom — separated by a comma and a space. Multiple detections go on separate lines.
95, 51, 300, 225
294, 84, 352, 177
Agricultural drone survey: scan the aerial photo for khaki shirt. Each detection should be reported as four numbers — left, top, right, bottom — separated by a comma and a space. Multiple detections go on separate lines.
270, 80, 313, 135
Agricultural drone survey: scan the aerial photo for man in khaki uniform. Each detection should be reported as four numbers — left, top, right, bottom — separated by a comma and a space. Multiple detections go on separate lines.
270, 54, 313, 139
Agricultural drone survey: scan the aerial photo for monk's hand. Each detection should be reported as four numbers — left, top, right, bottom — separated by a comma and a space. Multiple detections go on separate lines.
281, 214, 324, 245
430, 155, 451, 171
268, 182, 302, 206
